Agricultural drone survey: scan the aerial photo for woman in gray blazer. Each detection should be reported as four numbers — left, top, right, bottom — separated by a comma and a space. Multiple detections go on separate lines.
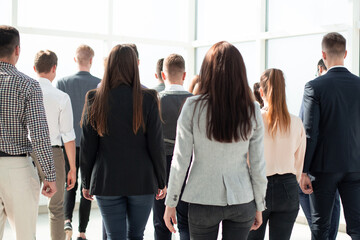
163, 41, 267, 240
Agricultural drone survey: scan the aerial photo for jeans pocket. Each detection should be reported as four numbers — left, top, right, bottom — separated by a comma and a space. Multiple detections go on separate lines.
188, 204, 220, 227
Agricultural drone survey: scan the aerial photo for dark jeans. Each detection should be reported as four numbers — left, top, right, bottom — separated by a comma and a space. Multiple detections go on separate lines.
309, 172, 360, 240
153, 155, 190, 240
299, 186, 340, 240
63, 147, 92, 233
188, 201, 256, 240
248, 174, 299, 240
97, 194, 154, 240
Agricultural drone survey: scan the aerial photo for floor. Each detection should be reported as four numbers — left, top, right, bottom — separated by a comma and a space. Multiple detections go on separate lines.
4, 208, 351, 240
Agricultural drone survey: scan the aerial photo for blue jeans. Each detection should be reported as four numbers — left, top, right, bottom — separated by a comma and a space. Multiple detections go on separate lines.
299, 186, 340, 240
97, 194, 154, 240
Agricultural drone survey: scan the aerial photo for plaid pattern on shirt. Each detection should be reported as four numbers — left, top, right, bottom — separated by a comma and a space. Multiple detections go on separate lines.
0, 61, 55, 181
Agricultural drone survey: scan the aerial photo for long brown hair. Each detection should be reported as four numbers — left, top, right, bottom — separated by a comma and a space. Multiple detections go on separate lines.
82, 44, 144, 136
195, 41, 255, 142
260, 68, 291, 137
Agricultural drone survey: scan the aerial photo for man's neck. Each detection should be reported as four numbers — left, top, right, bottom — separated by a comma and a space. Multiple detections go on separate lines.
325, 59, 344, 69
0, 57, 16, 66
77, 65, 91, 72
37, 74, 53, 83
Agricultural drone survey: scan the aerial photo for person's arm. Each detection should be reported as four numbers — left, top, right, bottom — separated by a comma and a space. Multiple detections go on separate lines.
248, 104, 267, 212
80, 91, 99, 198
145, 92, 167, 192
300, 82, 320, 194
59, 94, 77, 190
25, 81, 56, 197
302, 82, 320, 173
294, 119, 306, 182
164, 98, 194, 233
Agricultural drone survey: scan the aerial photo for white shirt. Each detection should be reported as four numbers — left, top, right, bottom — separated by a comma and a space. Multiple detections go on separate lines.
164, 84, 186, 92
38, 77, 76, 146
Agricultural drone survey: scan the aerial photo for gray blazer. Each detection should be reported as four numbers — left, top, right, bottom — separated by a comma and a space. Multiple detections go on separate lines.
165, 96, 267, 211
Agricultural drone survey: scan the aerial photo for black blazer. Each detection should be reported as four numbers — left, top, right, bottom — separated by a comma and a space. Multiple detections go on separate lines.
80, 85, 166, 196
302, 67, 360, 173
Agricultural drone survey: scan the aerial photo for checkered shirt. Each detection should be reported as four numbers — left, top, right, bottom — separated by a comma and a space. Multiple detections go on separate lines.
0, 61, 56, 181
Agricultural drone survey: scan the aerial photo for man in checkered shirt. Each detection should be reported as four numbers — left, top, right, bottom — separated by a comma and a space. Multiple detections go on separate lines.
0, 25, 57, 239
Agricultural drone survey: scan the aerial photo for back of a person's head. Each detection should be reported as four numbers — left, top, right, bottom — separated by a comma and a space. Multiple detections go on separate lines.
197, 41, 255, 143
0, 25, 20, 59
86, 44, 143, 137
34, 50, 57, 73
163, 54, 185, 82
188, 75, 200, 94
76, 44, 94, 66
156, 58, 164, 81
317, 59, 327, 70
123, 43, 139, 59
253, 82, 264, 108
322, 32, 346, 58
260, 68, 290, 136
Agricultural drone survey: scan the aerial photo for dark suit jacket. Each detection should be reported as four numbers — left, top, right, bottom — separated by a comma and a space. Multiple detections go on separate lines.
302, 67, 360, 173
56, 71, 101, 147
80, 85, 166, 196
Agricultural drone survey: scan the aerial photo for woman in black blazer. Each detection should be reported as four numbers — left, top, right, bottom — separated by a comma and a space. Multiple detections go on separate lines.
80, 44, 167, 240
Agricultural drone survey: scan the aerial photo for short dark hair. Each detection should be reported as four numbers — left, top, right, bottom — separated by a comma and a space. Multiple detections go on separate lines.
124, 43, 139, 59
156, 58, 164, 81
34, 50, 58, 73
317, 59, 327, 70
0, 25, 20, 58
163, 54, 185, 77
322, 32, 346, 57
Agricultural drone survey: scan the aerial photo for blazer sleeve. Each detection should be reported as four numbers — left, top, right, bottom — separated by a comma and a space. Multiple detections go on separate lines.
145, 94, 167, 190
80, 92, 99, 190
302, 82, 320, 173
165, 98, 194, 208
248, 103, 267, 211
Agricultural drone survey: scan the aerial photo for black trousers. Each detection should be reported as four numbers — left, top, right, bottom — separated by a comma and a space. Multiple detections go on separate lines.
247, 174, 299, 240
63, 147, 92, 233
309, 172, 360, 240
153, 155, 190, 240
188, 201, 256, 240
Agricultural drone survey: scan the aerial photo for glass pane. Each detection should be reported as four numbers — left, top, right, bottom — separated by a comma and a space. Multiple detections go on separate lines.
0, 0, 12, 25
195, 42, 257, 90
197, 0, 258, 41
266, 33, 350, 115
110, 42, 187, 88
17, 0, 108, 34
267, 0, 352, 32
113, 0, 188, 41
16, 34, 107, 83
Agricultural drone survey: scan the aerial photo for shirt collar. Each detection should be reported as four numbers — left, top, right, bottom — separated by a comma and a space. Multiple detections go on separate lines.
38, 77, 53, 86
0, 61, 16, 69
164, 84, 185, 92
328, 65, 346, 71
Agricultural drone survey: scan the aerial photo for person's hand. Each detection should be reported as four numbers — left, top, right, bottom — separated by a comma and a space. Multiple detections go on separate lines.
300, 173, 313, 194
250, 211, 263, 231
82, 189, 94, 201
163, 206, 177, 233
66, 169, 76, 191
156, 187, 167, 200
42, 180, 57, 198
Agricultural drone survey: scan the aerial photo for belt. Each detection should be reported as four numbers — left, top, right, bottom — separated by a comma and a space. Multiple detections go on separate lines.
52, 145, 62, 148
0, 151, 27, 157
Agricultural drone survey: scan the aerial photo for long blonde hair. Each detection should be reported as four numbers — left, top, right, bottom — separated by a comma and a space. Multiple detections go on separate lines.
260, 68, 291, 137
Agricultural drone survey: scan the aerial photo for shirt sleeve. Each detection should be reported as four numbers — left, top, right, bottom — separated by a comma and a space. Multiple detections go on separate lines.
59, 93, 76, 143
165, 98, 194, 208
248, 103, 267, 211
26, 81, 56, 182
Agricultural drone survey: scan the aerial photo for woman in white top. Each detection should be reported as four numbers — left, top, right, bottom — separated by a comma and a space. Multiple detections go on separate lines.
163, 41, 267, 240
248, 69, 306, 240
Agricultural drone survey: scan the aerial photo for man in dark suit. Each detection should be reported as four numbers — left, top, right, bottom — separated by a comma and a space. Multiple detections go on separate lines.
300, 32, 360, 239
56, 45, 101, 240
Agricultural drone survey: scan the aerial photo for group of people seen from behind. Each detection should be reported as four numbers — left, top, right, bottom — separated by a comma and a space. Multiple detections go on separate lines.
1, 25, 360, 240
